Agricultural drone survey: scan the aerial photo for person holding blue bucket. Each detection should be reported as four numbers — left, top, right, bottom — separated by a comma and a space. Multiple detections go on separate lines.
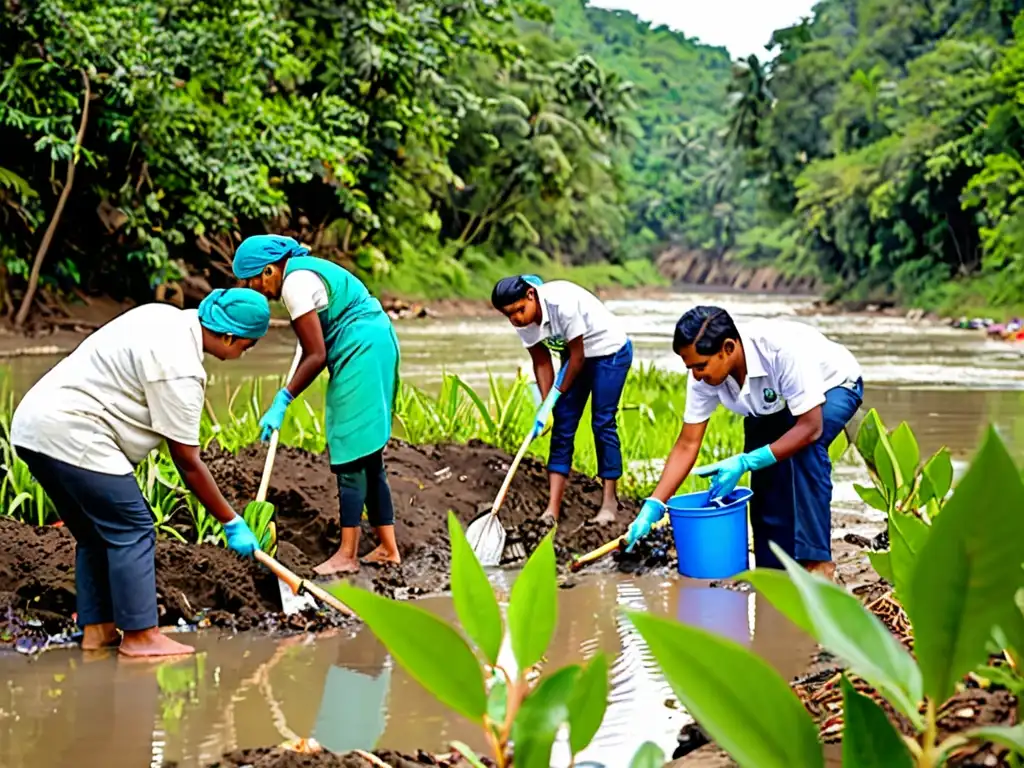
626, 306, 862, 581
491, 275, 633, 524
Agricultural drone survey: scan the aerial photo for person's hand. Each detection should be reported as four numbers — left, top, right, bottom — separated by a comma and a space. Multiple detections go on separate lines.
625, 498, 667, 552
532, 387, 561, 437
223, 516, 260, 557
259, 388, 294, 441
693, 445, 776, 500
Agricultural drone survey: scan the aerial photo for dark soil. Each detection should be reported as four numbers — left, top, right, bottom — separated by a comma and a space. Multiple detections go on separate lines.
210, 748, 489, 768
0, 439, 643, 644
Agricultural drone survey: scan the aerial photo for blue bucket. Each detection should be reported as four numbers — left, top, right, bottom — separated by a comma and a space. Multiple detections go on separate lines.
667, 487, 753, 579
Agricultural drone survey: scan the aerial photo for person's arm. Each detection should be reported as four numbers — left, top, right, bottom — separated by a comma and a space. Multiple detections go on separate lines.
650, 421, 709, 502
166, 440, 237, 524
769, 407, 823, 461
286, 311, 329, 398
529, 343, 555, 398
557, 336, 586, 392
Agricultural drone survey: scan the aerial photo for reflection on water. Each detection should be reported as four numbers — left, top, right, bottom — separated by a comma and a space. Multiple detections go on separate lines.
0, 575, 815, 768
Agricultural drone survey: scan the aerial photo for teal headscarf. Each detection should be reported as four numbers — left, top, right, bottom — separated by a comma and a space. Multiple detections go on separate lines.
198, 288, 271, 339
232, 235, 310, 279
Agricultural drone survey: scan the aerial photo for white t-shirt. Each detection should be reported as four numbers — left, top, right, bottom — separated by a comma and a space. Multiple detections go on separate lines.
683, 319, 862, 424
515, 281, 627, 358
281, 270, 329, 320
12, 304, 208, 475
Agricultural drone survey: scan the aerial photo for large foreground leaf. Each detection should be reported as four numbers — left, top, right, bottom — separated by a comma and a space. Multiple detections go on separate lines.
507, 530, 558, 671
330, 583, 487, 722
840, 675, 913, 767
448, 511, 503, 665
772, 544, 923, 727
739, 569, 813, 635
626, 609, 823, 768
511, 665, 579, 768
568, 652, 608, 755
906, 428, 1024, 703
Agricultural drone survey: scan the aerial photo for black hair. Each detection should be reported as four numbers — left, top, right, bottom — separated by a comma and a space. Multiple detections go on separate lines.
491, 275, 536, 309
673, 306, 741, 355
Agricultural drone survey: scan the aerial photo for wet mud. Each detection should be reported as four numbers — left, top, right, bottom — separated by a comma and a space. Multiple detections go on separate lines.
211, 748, 490, 768
0, 439, 642, 644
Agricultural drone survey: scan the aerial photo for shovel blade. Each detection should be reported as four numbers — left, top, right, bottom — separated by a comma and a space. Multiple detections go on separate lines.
466, 512, 506, 567
278, 579, 318, 614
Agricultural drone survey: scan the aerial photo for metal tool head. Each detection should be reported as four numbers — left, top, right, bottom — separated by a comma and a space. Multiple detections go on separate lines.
277, 579, 319, 615
466, 513, 506, 568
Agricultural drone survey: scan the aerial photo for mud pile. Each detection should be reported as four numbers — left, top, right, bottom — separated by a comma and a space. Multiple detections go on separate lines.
0, 439, 643, 639
212, 748, 488, 768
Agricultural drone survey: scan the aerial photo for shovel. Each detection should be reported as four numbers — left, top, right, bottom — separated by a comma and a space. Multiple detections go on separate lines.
244, 343, 318, 614
467, 367, 567, 567
253, 550, 352, 616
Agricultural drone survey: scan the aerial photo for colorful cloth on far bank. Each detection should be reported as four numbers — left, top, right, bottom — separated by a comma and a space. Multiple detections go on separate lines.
283, 256, 400, 465
743, 379, 863, 568
549, 339, 633, 479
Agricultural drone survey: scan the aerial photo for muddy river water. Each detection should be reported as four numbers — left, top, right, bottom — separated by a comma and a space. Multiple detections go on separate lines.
0, 292, 1021, 767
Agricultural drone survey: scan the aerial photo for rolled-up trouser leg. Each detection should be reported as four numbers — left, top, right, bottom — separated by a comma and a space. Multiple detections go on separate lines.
333, 455, 370, 528
16, 447, 157, 631
362, 450, 395, 527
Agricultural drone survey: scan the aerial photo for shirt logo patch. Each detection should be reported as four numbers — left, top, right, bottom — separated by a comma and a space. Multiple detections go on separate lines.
543, 336, 567, 353
763, 387, 778, 404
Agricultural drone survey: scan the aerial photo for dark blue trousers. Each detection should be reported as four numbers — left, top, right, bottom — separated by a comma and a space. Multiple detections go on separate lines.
17, 447, 158, 631
331, 448, 395, 528
743, 380, 863, 569
549, 340, 633, 479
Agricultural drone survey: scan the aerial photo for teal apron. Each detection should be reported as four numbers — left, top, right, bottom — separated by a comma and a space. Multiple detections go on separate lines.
284, 256, 400, 464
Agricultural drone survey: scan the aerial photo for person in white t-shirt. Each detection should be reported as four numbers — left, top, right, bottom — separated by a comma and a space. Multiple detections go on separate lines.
491, 275, 633, 524
625, 306, 863, 581
11, 289, 270, 657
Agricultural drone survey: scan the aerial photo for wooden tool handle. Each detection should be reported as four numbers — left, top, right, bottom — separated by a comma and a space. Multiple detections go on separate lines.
490, 429, 533, 516
569, 517, 672, 572
254, 550, 353, 616
256, 343, 304, 503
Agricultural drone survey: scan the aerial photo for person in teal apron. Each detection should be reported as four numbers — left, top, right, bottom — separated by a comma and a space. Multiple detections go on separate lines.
233, 235, 401, 576
625, 306, 863, 581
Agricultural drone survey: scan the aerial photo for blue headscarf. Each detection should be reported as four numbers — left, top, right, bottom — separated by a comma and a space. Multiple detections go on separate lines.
232, 235, 311, 279
198, 288, 271, 339
490, 274, 544, 309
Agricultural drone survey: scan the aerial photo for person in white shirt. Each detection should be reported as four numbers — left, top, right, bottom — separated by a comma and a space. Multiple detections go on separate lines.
492, 275, 633, 523
11, 288, 271, 657
625, 306, 863, 581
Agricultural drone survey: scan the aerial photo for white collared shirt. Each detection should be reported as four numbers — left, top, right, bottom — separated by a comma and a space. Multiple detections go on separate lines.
515, 280, 627, 358
683, 319, 862, 423
12, 304, 208, 475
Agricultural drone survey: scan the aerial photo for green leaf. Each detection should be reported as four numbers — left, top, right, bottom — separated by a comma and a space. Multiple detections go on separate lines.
770, 544, 923, 728
330, 583, 487, 722
828, 429, 849, 464
854, 483, 888, 512
906, 428, 1024, 703
966, 724, 1024, 755
487, 676, 508, 726
507, 530, 557, 671
889, 422, 921, 485
889, 512, 930, 602
511, 665, 580, 768
874, 439, 899, 497
855, 408, 884, 468
840, 675, 913, 767
449, 741, 488, 768
919, 447, 954, 505
447, 511, 503, 664
626, 609, 823, 768
738, 569, 814, 635
568, 652, 609, 755
867, 551, 894, 583
628, 742, 666, 768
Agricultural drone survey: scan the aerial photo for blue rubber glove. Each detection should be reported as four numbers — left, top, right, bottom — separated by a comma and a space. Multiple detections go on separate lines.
259, 388, 294, 441
223, 516, 259, 557
625, 498, 668, 552
693, 445, 777, 500
532, 387, 561, 438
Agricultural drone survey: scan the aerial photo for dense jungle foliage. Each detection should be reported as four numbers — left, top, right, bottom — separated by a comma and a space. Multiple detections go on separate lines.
0, 0, 737, 320
728, 0, 1024, 311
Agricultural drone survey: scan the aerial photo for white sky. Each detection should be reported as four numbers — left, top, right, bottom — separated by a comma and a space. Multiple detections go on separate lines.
588, 0, 818, 60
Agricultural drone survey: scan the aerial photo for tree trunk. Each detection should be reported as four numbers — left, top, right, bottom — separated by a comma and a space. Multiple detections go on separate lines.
14, 70, 91, 330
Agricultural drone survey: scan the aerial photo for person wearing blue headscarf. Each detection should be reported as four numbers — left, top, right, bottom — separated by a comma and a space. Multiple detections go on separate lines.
234, 235, 401, 576
10, 288, 271, 658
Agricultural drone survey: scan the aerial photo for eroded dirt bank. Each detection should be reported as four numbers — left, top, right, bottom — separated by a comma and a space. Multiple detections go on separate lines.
0, 439, 645, 645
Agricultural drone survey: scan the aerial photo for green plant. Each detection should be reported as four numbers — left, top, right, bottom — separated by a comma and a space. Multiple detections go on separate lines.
626, 425, 1024, 767
328, 511, 637, 767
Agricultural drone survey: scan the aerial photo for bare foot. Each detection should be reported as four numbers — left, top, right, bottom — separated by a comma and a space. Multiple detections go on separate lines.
591, 506, 617, 525
81, 622, 120, 650
804, 560, 837, 582
539, 509, 558, 526
314, 552, 361, 576
361, 545, 401, 566
119, 628, 195, 658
